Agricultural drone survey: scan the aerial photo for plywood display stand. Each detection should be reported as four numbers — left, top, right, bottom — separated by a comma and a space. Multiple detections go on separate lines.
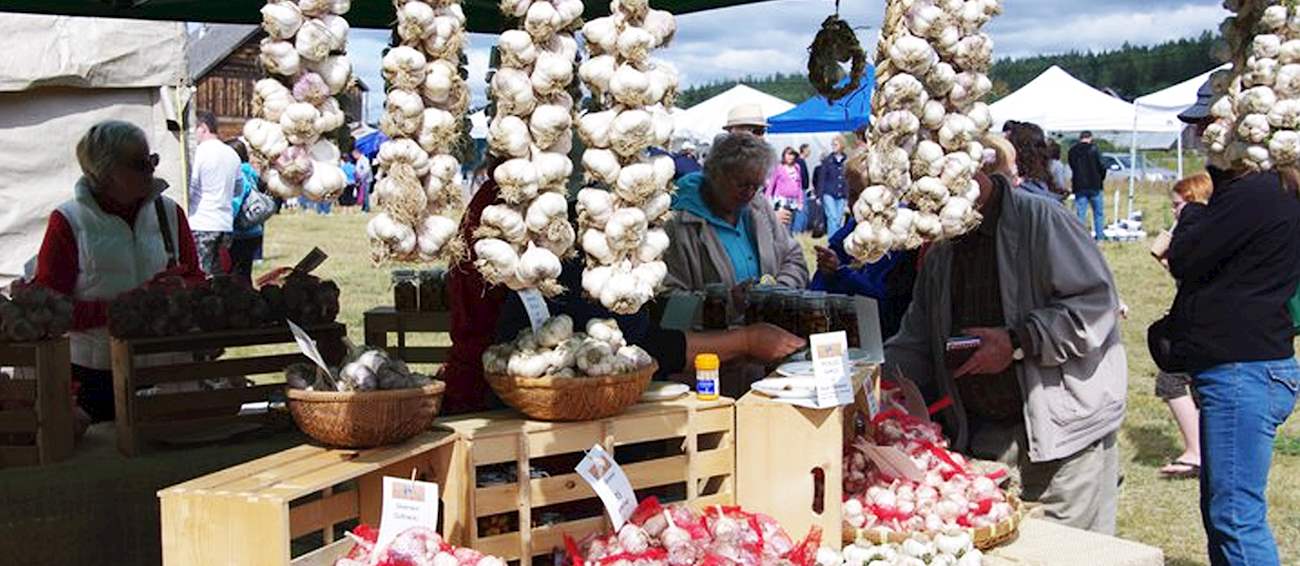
158, 430, 464, 566
364, 306, 451, 366
0, 339, 73, 468
110, 322, 346, 456
439, 397, 736, 566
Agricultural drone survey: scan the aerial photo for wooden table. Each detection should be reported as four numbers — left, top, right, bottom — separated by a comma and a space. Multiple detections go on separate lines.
363, 306, 451, 365
986, 518, 1164, 566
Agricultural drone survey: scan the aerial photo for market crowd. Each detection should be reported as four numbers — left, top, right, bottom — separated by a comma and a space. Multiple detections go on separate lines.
9, 86, 1297, 566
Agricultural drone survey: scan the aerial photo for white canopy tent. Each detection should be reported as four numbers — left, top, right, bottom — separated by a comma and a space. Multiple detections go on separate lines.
0, 15, 190, 288
990, 66, 1179, 137
677, 85, 794, 146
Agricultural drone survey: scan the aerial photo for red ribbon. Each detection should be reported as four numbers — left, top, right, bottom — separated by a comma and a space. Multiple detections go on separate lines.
921, 440, 967, 476
597, 548, 668, 565
927, 396, 954, 415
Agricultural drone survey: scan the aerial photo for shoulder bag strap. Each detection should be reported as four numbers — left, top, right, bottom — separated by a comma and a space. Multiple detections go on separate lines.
154, 198, 178, 269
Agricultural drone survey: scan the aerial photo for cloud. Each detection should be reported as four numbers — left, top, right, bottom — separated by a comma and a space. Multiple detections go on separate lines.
348, 0, 1228, 121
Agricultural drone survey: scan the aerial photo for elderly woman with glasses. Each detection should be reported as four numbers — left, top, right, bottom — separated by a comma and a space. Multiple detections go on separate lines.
663, 133, 809, 303
29, 120, 204, 423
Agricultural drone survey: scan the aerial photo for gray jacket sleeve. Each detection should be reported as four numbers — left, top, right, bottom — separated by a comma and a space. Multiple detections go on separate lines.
764, 207, 810, 288
661, 219, 693, 293
1019, 207, 1120, 367
884, 256, 936, 391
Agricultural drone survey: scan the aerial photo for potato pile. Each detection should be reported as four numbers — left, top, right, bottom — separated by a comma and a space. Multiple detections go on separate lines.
0, 286, 73, 343
1203, 2, 1300, 172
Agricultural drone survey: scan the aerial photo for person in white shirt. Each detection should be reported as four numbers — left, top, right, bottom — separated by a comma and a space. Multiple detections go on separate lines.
189, 111, 240, 276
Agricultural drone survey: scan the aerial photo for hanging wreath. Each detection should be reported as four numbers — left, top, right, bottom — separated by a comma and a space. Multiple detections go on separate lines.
807, 15, 867, 103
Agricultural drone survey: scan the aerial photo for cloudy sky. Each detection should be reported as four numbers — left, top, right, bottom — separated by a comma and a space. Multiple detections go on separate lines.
349, 0, 1229, 121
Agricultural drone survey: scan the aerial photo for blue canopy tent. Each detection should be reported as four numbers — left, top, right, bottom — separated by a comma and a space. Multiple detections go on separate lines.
768, 68, 876, 134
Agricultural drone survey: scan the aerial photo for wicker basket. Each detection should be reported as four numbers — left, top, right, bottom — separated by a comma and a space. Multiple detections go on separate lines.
844, 493, 1024, 550
484, 362, 657, 421
286, 382, 446, 448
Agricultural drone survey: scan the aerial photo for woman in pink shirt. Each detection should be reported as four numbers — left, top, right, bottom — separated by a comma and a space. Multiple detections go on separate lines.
766, 147, 805, 233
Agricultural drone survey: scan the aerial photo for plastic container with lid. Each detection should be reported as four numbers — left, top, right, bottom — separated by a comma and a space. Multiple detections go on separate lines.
802, 291, 832, 336
834, 295, 861, 348
695, 353, 720, 401
418, 269, 446, 312
392, 269, 419, 312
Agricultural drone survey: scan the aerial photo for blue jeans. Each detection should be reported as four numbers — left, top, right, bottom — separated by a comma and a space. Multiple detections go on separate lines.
791, 206, 807, 234
823, 194, 848, 237
1194, 358, 1300, 566
1075, 192, 1105, 240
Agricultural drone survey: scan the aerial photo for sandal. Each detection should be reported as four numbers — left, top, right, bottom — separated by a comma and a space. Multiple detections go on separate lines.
1158, 459, 1200, 479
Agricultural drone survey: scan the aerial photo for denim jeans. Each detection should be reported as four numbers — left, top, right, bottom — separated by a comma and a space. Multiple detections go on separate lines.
1194, 358, 1300, 566
1075, 192, 1105, 240
823, 194, 848, 237
791, 205, 807, 234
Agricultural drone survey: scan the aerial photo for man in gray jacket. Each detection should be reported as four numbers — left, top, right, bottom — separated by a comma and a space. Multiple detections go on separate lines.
885, 172, 1127, 534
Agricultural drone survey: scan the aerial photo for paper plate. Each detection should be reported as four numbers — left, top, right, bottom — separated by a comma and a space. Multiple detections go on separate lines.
787, 348, 882, 365
640, 381, 690, 401
775, 361, 816, 378
751, 377, 819, 399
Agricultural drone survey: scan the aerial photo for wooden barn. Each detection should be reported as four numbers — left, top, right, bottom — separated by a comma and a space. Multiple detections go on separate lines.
187, 24, 368, 140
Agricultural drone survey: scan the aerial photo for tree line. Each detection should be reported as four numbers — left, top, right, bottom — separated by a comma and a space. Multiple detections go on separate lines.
677, 31, 1222, 108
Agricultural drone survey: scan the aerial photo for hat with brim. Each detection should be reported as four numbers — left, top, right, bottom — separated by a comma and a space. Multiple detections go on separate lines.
1178, 78, 1215, 124
724, 104, 768, 129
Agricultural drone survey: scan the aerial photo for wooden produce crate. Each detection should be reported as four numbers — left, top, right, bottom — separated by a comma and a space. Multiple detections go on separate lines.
439, 397, 736, 566
110, 322, 346, 457
0, 338, 73, 467
159, 429, 465, 566
364, 306, 451, 366
735, 390, 857, 547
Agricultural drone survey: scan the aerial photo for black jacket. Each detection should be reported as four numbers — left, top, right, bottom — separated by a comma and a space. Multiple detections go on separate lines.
1168, 168, 1300, 371
1067, 142, 1106, 195
815, 152, 848, 198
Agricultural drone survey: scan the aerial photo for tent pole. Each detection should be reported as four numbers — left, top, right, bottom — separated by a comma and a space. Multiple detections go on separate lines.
1177, 130, 1184, 179
1128, 104, 1138, 221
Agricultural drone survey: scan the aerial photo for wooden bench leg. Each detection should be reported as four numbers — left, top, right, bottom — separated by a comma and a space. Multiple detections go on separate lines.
111, 340, 138, 457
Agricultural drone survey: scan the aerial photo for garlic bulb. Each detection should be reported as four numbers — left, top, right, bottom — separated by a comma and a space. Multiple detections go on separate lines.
499, 30, 538, 68
531, 51, 575, 97
577, 188, 616, 230
609, 109, 655, 157
533, 151, 574, 192
583, 149, 622, 186
244, 118, 289, 161
494, 158, 540, 205
610, 64, 653, 107
303, 162, 347, 202
262, 3, 304, 40
295, 18, 334, 62
280, 102, 322, 146
260, 38, 302, 77
489, 115, 533, 159
580, 55, 618, 95
517, 245, 563, 294
383, 46, 429, 91
477, 205, 529, 245
526, 192, 571, 244
418, 108, 459, 154
491, 67, 538, 117
253, 78, 294, 122
583, 17, 619, 55
475, 238, 521, 286
417, 215, 459, 262
529, 104, 573, 149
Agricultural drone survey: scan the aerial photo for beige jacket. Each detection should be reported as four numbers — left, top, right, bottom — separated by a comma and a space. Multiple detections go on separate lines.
885, 187, 1128, 463
662, 192, 809, 292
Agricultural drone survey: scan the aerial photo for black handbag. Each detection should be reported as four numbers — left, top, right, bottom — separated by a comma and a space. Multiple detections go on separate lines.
805, 191, 827, 238
1147, 312, 1187, 373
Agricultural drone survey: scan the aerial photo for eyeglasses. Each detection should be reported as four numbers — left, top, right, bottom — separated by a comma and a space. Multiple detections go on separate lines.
128, 153, 160, 173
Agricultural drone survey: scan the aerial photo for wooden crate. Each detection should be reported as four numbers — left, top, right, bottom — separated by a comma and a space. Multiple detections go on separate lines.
364, 306, 451, 366
735, 391, 850, 546
159, 429, 465, 566
110, 322, 347, 457
439, 397, 736, 566
0, 339, 73, 468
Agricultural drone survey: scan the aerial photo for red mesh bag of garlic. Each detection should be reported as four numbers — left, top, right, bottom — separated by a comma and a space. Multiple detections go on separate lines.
336, 524, 507, 566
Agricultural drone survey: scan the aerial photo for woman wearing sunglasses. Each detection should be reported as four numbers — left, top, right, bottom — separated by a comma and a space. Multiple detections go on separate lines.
27, 120, 205, 424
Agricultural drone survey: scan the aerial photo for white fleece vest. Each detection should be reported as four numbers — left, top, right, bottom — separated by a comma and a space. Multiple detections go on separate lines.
59, 180, 179, 369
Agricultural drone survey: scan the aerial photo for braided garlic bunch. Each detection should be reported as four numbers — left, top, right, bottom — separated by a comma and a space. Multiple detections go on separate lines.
367, 0, 470, 264
245, 0, 354, 203
574, 0, 678, 315
1203, 2, 1300, 172
472, 0, 585, 297
847, 0, 1001, 263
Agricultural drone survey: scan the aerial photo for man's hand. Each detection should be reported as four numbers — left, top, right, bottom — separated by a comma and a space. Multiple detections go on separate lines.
775, 209, 793, 226
744, 323, 806, 362
954, 327, 1015, 378
815, 246, 840, 275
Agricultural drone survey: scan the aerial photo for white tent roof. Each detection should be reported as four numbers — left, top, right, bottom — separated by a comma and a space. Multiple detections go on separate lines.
470, 109, 488, 139
1134, 64, 1230, 131
677, 85, 794, 144
990, 66, 1178, 134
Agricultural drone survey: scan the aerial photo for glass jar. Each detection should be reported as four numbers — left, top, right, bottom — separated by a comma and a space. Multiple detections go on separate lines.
763, 288, 787, 326
782, 291, 804, 336
418, 269, 446, 312
834, 295, 861, 348
701, 283, 730, 331
745, 286, 770, 325
392, 269, 419, 312
802, 292, 831, 336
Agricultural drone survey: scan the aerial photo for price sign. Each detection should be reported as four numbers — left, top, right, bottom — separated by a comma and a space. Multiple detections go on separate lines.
575, 444, 636, 530
517, 289, 551, 333
377, 477, 440, 550
810, 331, 854, 408
287, 319, 330, 375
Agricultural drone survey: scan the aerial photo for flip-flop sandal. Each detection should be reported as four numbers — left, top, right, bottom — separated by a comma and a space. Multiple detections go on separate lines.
1159, 459, 1200, 479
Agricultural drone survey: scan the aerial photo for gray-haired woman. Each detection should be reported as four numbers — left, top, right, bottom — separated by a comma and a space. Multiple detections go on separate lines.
662, 133, 809, 301
30, 120, 204, 423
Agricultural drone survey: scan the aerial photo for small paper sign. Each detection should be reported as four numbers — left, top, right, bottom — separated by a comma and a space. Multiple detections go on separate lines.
377, 477, 440, 550
517, 289, 550, 333
864, 369, 882, 421
810, 331, 855, 408
287, 319, 330, 374
659, 291, 702, 331
575, 444, 636, 530
861, 443, 925, 483
854, 297, 884, 363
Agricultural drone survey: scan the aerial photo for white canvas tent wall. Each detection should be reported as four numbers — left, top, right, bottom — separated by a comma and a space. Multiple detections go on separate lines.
989, 66, 1179, 142
0, 14, 189, 287
677, 85, 794, 146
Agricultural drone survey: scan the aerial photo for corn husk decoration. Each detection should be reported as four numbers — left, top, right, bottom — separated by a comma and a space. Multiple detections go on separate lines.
1202, 2, 1300, 174
369, 0, 470, 265
572, 0, 678, 315
246, 0, 353, 203
474, 0, 585, 297
846, 0, 1001, 264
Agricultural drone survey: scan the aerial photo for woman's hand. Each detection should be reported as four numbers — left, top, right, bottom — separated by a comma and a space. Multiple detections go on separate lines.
775, 208, 793, 226
744, 323, 806, 362
815, 246, 840, 275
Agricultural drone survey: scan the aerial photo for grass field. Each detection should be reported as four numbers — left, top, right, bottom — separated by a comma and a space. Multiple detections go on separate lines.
251, 181, 1299, 565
